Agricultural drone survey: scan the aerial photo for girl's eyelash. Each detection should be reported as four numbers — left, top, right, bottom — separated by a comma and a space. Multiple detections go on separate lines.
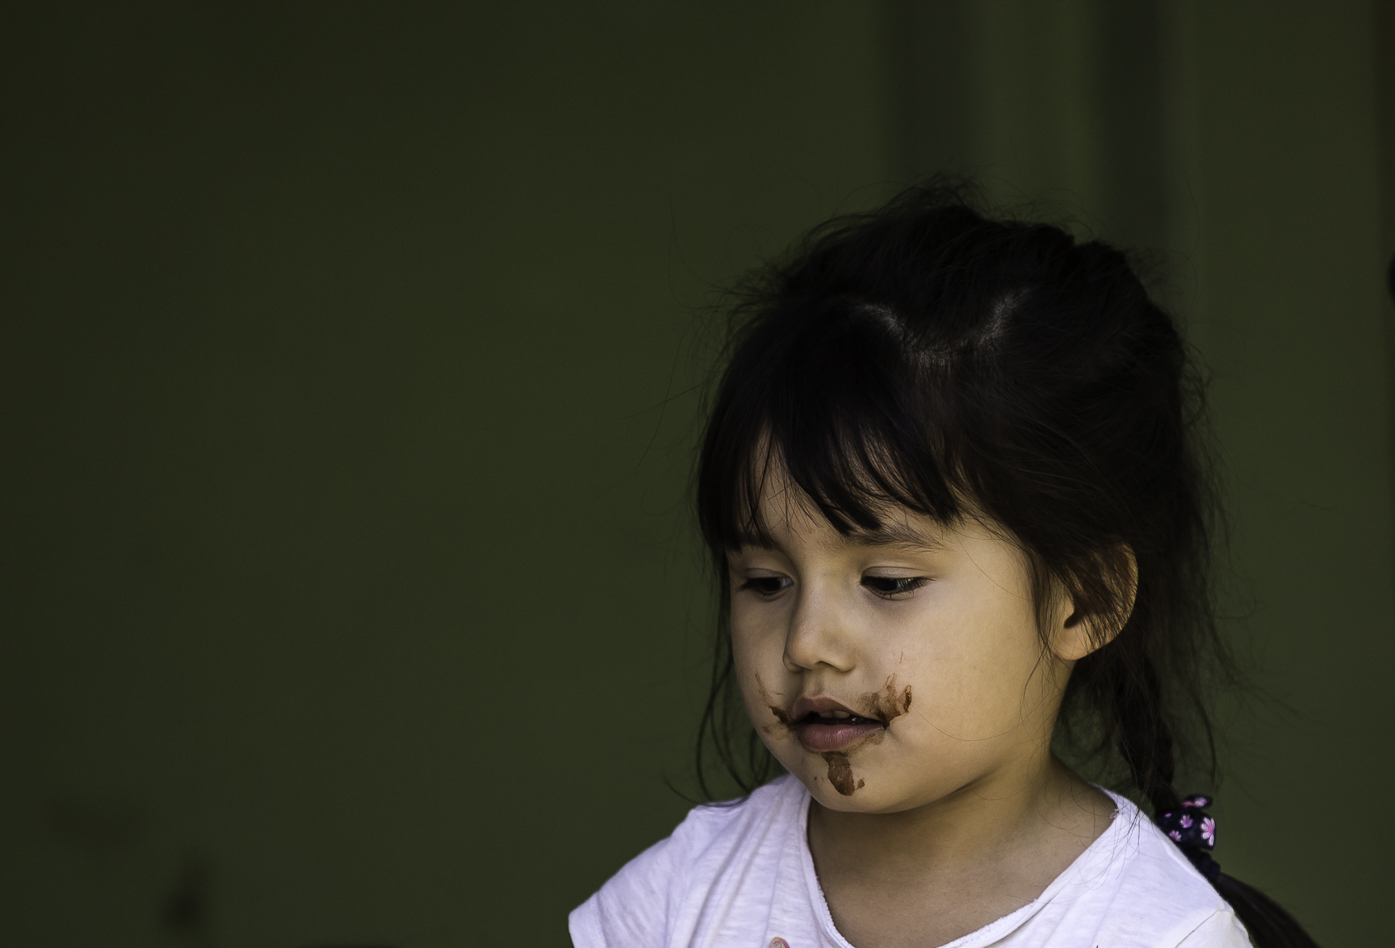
736, 576, 791, 596
861, 576, 928, 598
735, 576, 927, 598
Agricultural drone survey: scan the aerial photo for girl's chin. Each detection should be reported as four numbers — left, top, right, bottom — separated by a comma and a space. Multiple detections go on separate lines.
790, 753, 881, 805
802, 776, 908, 813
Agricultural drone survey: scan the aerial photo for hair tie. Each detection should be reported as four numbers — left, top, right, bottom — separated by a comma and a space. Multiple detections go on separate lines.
1155, 794, 1221, 883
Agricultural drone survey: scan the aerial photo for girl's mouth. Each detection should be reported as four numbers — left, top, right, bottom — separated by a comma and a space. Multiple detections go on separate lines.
793, 708, 885, 752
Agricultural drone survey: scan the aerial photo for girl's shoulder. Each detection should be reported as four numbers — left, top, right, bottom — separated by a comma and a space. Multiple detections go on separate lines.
569, 775, 808, 948
1089, 790, 1226, 894
1057, 791, 1250, 948
677, 773, 808, 849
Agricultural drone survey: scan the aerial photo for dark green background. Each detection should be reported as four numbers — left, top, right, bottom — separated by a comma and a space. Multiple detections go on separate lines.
2, 3, 1391, 946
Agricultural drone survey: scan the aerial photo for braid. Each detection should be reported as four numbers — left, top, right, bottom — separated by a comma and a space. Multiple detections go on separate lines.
1115, 652, 1180, 817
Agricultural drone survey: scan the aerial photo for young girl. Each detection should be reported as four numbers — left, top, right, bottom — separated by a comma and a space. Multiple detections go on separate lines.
570, 187, 1319, 948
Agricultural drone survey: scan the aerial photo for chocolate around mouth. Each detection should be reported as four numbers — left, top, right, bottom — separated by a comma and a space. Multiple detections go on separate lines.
822, 752, 865, 796
757, 673, 913, 735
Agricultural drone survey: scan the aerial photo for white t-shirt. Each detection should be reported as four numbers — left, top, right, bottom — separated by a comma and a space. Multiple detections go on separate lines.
570, 774, 1251, 948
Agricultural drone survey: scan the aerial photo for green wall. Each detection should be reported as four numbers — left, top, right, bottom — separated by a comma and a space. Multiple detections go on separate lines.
1190, 5, 1393, 944
2, 3, 1390, 946
1, 6, 894, 945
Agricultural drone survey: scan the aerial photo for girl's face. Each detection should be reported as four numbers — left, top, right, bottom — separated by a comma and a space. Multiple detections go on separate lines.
729, 476, 1078, 813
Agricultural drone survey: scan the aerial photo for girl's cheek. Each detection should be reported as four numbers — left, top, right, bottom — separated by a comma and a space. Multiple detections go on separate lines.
730, 627, 779, 718
731, 606, 788, 668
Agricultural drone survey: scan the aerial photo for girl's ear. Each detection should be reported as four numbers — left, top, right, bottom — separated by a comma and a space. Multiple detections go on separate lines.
1050, 545, 1138, 662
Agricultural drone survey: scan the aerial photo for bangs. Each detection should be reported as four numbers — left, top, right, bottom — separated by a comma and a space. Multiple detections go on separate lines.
698, 299, 974, 553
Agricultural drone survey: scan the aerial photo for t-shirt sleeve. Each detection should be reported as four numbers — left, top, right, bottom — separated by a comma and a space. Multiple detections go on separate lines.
568, 820, 691, 948
1174, 909, 1253, 948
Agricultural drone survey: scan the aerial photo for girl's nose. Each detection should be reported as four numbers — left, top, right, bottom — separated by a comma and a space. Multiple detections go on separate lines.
782, 582, 857, 672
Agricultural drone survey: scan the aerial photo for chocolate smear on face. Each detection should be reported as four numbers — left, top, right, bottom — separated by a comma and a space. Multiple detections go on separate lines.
860, 674, 914, 726
821, 752, 864, 796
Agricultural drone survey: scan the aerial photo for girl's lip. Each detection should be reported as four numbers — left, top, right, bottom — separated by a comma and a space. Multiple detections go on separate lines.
788, 696, 887, 752
795, 717, 885, 752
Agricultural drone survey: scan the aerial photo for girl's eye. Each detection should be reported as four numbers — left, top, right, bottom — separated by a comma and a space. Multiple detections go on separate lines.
736, 575, 792, 597
861, 575, 928, 599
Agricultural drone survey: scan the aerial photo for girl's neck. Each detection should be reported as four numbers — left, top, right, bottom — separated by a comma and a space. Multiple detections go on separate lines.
805, 755, 1117, 948
807, 754, 1114, 887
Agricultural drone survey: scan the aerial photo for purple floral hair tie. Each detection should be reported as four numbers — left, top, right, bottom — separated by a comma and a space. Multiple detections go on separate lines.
1155, 794, 1221, 883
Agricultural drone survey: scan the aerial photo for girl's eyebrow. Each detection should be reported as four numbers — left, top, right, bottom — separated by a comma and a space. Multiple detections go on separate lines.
842, 521, 947, 554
